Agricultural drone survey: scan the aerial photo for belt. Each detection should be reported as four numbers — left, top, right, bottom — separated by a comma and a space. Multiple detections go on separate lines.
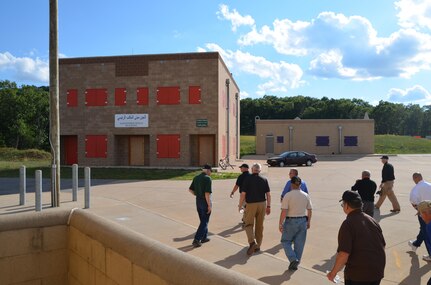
286, 216, 307, 219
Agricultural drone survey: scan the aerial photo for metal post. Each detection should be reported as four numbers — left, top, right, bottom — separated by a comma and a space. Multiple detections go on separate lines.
289, 126, 293, 151
235, 92, 239, 159
226, 79, 230, 160
84, 167, 91, 209
49, 0, 60, 207
19, 166, 26, 205
72, 164, 78, 201
35, 170, 42, 211
338, 126, 343, 154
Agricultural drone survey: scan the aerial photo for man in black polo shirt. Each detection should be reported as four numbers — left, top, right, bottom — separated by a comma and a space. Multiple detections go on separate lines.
239, 163, 271, 256
351, 170, 377, 217
189, 164, 213, 248
327, 190, 386, 285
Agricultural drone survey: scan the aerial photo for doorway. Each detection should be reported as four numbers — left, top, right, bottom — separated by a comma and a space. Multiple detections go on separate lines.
129, 136, 145, 165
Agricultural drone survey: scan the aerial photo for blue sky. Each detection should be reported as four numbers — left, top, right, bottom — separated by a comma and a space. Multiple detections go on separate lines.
1, 0, 431, 106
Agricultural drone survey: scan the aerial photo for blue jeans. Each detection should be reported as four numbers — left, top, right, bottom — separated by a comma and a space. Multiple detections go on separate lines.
194, 198, 211, 241
281, 217, 307, 263
413, 215, 431, 255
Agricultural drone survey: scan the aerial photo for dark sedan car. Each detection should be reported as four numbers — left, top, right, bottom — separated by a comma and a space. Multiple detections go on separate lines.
266, 151, 317, 167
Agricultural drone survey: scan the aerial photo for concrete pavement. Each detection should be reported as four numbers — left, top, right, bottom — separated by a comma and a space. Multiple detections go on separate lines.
1, 154, 431, 284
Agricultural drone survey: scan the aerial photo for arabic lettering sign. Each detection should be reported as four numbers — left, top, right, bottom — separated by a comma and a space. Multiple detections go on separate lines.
115, 114, 149, 128
196, 119, 208, 127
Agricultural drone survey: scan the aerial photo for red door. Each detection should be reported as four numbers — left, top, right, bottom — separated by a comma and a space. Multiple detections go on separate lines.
64, 136, 78, 165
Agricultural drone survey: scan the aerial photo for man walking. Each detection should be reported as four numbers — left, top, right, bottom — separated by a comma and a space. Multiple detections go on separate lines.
416, 200, 431, 285
408, 172, 431, 261
230, 163, 251, 224
280, 168, 308, 202
279, 176, 312, 271
239, 163, 271, 256
375, 155, 400, 213
188, 164, 213, 248
327, 190, 386, 285
351, 170, 377, 217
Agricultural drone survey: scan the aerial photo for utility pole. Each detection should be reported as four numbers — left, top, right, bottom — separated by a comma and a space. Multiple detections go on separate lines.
49, 0, 60, 207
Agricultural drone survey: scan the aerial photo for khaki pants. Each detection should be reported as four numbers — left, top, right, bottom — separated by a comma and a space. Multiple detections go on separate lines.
375, 180, 400, 210
243, 201, 266, 247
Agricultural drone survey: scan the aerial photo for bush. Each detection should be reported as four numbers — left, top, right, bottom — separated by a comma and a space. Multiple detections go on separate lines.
0, 147, 51, 161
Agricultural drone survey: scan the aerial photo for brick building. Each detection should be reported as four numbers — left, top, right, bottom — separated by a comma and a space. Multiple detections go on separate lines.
59, 52, 240, 167
256, 118, 374, 155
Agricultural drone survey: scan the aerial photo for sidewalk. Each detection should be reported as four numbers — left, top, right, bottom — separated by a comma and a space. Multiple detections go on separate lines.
2, 154, 431, 284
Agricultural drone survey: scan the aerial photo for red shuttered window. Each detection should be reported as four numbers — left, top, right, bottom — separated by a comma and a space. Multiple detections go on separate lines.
156, 135, 180, 158
115, 88, 127, 106
86, 88, 107, 106
157, 87, 180, 105
189, 86, 201, 104
67, 89, 78, 107
137, 87, 149, 105
85, 135, 107, 158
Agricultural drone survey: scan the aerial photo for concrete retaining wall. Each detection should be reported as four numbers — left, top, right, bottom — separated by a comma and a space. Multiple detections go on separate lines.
0, 209, 265, 285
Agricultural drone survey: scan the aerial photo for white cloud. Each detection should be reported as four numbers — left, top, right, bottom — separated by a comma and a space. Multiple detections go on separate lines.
217, 4, 255, 32
234, 11, 431, 80
396, 0, 431, 30
388, 85, 431, 104
201, 43, 304, 96
0, 52, 48, 83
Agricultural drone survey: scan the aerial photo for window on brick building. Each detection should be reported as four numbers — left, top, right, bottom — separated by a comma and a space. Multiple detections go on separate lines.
67, 89, 78, 107
85, 135, 107, 158
189, 86, 201, 104
157, 87, 180, 105
344, 136, 358, 146
316, 136, 330, 146
86, 89, 107, 106
115, 88, 127, 106
137, 87, 149, 105
157, 135, 180, 158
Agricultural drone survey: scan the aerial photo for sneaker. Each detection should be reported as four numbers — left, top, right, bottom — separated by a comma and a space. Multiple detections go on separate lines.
288, 260, 299, 271
192, 240, 202, 248
247, 242, 257, 256
423, 255, 431, 262
408, 240, 418, 252
201, 238, 210, 244
390, 209, 401, 213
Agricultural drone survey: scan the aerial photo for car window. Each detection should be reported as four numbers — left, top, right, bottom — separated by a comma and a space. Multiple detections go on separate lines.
298, 152, 305, 157
287, 152, 296, 158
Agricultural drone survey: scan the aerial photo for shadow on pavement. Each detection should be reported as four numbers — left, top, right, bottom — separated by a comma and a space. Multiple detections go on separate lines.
259, 269, 293, 284
214, 248, 249, 269
399, 252, 431, 285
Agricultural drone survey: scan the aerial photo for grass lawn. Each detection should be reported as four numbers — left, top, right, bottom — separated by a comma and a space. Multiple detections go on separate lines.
375, 135, 431, 154
240, 135, 256, 156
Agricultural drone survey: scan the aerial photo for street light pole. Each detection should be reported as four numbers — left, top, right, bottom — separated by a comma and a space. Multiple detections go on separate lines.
49, 0, 60, 207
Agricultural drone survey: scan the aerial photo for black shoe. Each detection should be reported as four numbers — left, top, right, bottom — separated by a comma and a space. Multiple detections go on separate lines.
390, 209, 400, 213
201, 238, 210, 244
288, 260, 299, 271
376, 191, 382, 195
192, 240, 202, 247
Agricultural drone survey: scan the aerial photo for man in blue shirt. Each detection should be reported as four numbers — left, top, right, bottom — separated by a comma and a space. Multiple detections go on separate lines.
281, 168, 308, 202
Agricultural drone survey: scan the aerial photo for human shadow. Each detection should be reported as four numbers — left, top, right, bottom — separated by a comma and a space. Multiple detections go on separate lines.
312, 253, 337, 273
399, 252, 431, 285
172, 233, 195, 243
217, 223, 244, 238
373, 209, 399, 223
264, 243, 284, 255
177, 244, 196, 253
214, 248, 250, 269
259, 269, 293, 284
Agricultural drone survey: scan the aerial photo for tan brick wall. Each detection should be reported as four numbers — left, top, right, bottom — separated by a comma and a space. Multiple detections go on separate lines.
256, 119, 374, 155
59, 52, 239, 167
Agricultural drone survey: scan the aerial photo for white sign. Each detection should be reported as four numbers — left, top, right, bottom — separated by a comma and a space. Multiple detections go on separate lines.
115, 114, 149, 128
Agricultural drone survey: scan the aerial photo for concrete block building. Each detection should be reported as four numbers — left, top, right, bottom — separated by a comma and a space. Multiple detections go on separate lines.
59, 52, 240, 167
256, 118, 374, 155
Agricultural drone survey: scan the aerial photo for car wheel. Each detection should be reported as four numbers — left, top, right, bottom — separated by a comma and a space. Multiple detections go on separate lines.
279, 161, 285, 167
306, 160, 312, 166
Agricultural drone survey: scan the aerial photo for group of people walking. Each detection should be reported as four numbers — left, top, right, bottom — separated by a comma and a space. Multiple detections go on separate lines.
187, 155, 431, 285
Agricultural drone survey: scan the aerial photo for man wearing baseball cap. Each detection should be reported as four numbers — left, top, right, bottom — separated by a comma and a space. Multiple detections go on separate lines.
375, 155, 401, 213
230, 163, 251, 224
327, 190, 386, 284
188, 164, 213, 248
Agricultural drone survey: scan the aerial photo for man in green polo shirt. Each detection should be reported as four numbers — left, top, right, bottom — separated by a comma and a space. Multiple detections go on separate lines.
189, 164, 213, 247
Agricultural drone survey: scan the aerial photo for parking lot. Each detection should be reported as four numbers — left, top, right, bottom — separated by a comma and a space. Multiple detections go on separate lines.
1, 154, 431, 284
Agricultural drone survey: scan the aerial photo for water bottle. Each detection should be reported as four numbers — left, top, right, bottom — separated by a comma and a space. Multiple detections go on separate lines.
239, 208, 244, 214
326, 271, 341, 284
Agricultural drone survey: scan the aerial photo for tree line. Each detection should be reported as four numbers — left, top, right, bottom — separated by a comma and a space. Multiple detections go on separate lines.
1, 80, 430, 150
240, 95, 431, 136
